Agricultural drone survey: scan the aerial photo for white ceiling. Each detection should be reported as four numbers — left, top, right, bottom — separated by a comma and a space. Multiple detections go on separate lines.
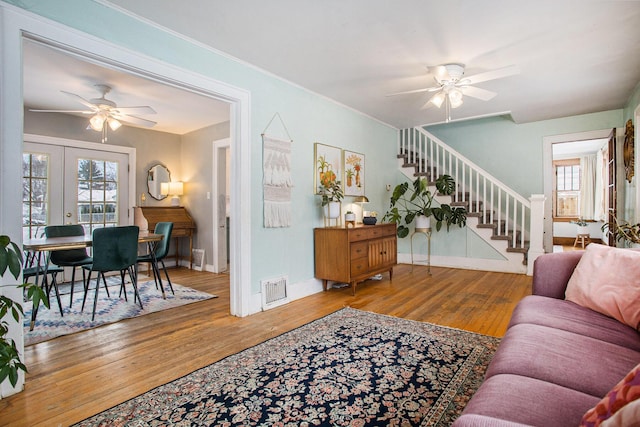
24, 1, 640, 132
23, 39, 231, 135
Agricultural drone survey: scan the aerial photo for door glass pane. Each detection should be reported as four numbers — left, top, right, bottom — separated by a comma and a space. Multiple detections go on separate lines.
22, 153, 50, 239
76, 158, 119, 234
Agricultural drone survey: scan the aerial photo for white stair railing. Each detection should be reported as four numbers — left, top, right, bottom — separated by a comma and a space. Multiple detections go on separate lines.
399, 127, 531, 250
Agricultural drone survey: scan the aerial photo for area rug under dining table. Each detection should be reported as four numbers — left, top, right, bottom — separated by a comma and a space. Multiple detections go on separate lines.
23, 277, 217, 346
75, 307, 499, 426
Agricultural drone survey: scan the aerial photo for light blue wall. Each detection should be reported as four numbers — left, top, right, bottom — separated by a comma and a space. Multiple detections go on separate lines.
5, 0, 398, 293
425, 110, 624, 199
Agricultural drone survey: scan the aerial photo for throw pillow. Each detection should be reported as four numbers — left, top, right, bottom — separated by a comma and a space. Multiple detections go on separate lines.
580, 362, 640, 427
565, 243, 640, 330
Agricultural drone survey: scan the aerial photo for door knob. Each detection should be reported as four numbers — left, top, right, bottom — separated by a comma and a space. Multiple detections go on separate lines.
66, 212, 72, 217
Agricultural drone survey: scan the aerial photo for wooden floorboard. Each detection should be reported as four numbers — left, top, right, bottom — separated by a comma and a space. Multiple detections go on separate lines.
0, 264, 531, 426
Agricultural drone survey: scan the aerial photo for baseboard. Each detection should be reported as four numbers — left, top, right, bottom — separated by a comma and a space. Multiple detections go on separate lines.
250, 278, 325, 314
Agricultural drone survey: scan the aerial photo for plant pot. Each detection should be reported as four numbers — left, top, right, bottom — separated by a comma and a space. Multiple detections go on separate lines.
576, 225, 589, 235
323, 201, 341, 219
345, 213, 356, 222
363, 216, 377, 225
415, 215, 431, 231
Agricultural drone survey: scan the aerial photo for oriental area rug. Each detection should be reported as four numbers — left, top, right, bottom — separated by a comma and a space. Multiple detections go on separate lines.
23, 278, 216, 346
75, 307, 499, 426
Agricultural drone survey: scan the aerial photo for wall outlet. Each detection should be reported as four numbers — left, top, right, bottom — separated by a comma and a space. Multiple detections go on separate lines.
206, 192, 211, 199
386, 184, 391, 191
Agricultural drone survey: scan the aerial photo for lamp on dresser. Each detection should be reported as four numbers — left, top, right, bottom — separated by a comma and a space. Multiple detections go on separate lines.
161, 181, 184, 207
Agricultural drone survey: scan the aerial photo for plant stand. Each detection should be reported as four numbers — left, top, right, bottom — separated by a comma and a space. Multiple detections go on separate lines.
410, 227, 432, 275
573, 233, 591, 249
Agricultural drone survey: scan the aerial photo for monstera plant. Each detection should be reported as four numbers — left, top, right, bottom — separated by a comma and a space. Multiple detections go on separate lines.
0, 235, 47, 387
383, 175, 467, 238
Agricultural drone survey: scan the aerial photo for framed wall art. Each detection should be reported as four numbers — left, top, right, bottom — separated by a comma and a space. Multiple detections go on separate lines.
343, 150, 365, 196
314, 143, 342, 194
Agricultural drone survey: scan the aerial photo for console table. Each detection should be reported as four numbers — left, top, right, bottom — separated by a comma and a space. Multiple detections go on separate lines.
135, 206, 196, 268
314, 223, 397, 295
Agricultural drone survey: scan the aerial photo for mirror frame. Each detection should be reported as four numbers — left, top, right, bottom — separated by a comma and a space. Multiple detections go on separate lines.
147, 163, 171, 200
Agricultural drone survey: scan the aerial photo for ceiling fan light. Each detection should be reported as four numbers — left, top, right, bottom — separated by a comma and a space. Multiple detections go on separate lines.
448, 88, 464, 108
89, 114, 105, 131
429, 92, 445, 108
108, 118, 122, 131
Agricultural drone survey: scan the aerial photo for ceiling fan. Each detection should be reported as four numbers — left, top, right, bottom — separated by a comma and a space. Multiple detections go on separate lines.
30, 84, 157, 141
387, 63, 519, 121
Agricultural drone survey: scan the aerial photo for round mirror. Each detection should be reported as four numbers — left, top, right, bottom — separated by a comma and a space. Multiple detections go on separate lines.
147, 164, 171, 200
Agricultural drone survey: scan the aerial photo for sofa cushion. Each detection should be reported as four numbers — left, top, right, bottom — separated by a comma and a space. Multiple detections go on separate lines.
565, 243, 640, 330
486, 323, 640, 398
580, 362, 640, 426
508, 295, 640, 351
455, 374, 600, 427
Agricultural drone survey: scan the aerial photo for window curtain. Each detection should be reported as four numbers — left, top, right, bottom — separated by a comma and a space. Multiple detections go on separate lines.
580, 154, 597, 220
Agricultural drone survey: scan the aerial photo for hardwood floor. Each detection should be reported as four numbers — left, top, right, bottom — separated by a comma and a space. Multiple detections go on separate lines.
0, 264, 531, 426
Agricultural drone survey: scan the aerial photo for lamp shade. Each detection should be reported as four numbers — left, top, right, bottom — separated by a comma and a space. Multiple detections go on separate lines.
160, 182, 170, 196
354, 196, 369, 203
89, 113, 105, 131
168, 181, 184, 196
429, 92, 446, 109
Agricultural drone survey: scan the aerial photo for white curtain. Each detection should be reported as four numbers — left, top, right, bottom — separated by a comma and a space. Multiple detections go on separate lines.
580, 155, 597, 220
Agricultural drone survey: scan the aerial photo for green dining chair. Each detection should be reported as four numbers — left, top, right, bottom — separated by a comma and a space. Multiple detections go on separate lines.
81, 226, 142, 321
45, 224, 93, 307
137, 222, 174, 296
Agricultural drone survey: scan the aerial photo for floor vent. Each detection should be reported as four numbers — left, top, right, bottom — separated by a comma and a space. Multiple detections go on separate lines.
261, 275, 289, 310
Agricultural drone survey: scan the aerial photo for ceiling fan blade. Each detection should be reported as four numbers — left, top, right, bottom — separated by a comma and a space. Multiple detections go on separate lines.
61, 90, 100, 111
29, 109, 94, 114
113, 106, 157, 115
463, 65, 520, 85
112, 113, 157, 128
461, 86, 497, 101
386, 86, 440, 97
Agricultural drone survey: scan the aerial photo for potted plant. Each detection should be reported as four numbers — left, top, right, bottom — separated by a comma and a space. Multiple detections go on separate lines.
601, 216, 640, 246
318, 179, 344, 219
0, 235, 48, 387
570, 218, 589, 235
344, 210, 356, 222
383, 175, 467, 238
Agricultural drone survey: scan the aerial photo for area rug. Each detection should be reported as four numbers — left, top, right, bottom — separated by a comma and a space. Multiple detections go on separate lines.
24, 278, 217, 346
75, 307, 499, 426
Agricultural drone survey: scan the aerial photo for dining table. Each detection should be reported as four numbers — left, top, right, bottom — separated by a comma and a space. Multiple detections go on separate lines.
23, 231, 164, 330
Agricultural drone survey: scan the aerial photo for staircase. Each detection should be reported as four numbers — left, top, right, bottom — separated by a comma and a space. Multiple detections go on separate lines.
397, 127, 534, 274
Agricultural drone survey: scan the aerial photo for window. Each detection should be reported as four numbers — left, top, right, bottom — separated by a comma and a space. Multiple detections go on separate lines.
22, 152, 50, 239
554, 159, 581, 218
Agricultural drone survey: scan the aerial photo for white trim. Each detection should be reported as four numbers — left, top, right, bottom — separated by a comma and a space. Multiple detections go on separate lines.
397, 254, 527, 275
0, 3, 253, 394
542, 128, 614, 253
212, 137, 230, 274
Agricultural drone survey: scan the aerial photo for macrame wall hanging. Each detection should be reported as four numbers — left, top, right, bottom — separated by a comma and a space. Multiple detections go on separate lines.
262, 113, 293, 228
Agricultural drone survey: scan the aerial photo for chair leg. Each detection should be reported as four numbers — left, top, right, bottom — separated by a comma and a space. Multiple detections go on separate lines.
50, 272, 64, 317
103, 272, 111, 298
128, 266, 143, 310
92, 273, 103, 321
160, 259, 174, 295
69, 267, 76, 307
151, 257, 166, 299
81, 271, 92, 312
119, 270, 128, 301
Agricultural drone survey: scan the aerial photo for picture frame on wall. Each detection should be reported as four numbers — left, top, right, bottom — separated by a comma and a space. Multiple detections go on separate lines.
314, 143, 342, 194
343, 150, 365, 197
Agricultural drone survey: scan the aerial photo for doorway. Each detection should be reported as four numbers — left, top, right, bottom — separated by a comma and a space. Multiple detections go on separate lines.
543, 129, 621, 252
1, 9, 253, 319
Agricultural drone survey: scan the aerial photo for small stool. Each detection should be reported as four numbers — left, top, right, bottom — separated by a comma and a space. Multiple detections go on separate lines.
573, 234, 591, 249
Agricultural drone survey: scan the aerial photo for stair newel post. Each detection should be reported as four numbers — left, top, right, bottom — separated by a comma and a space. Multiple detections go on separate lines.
527, 194, 546, 275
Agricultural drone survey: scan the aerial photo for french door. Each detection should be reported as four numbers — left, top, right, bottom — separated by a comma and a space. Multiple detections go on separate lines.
23, 142, 130, 240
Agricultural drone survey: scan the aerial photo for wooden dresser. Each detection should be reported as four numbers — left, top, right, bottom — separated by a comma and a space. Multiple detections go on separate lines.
135, 206, 196, 268
314, 223, 397, 295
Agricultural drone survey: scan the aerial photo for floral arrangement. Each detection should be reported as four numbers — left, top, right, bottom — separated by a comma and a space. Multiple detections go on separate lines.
317, 155, 344, 206
570, 218, 588, 227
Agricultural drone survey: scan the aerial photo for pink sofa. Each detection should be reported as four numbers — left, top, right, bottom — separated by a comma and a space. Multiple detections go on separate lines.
453, 250, 640, 426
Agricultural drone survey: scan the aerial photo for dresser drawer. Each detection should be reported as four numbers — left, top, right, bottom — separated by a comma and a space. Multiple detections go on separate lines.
350, 258, 368, 276
350, 241, 368, 260
348, 224, 395, 242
